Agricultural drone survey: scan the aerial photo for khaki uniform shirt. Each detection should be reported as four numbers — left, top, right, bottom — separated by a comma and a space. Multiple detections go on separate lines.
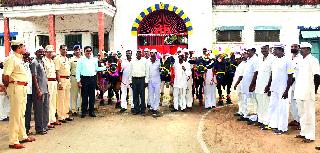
70, 56, 81, 76
55, 55, 71, 76
3, 52, 28, 82
43, 57, 56, 79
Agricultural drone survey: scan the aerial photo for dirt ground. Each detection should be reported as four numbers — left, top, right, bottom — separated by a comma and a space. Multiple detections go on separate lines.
1, 89, 320, 153
203, 93, 320, 153
0, 92, 207, 153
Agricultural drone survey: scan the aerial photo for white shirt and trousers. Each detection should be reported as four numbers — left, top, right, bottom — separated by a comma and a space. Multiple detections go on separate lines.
205, 68, 216, 108
294, 54, 319, 140
148, 60, 161, 111
129, 58, 149, 113
120, 59, 133, 109
255, 55, 274, 124
173, 61, 191, 110
267, 57, 293, 132
290, 54, 302, 123
0, 69, 9, 120
233, 61, 245, 115
241, 55, 258, 120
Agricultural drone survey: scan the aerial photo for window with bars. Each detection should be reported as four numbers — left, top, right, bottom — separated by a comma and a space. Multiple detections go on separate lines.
65, 34, 82, 51
91, 33, 109, 56
216, 30, 242, 42
37, 35, 49, 48
254, 30, 280, 42
0, 36, 16, 46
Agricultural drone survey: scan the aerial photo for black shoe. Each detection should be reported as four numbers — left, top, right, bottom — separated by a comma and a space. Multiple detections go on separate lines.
115, 102, 121, 109
72, 112, 78, 116
226, 98, 232, 105
99, 100, 105, 106
107, 99, 112, 105
247, 120, 255, 125
315, 146, 320, 150
36, 131, 47, 135
132, 111, 140, 115
89, 113, 96, 117
65, 117, 74, 121
217, 101, 224, 106
59, 119, 67, 123
181, 109, 186, 112
237, 116, 247, 121
234, 113, 241, 117
147, 105, 151, 109
2, 117, 9, 121
140, 112, 146, 116
119, 108, 127, 113
171, 109, 178, 112
81, 114, 86, 118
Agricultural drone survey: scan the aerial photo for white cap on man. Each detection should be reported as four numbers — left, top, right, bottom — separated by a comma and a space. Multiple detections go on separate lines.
300, 42, 312, 48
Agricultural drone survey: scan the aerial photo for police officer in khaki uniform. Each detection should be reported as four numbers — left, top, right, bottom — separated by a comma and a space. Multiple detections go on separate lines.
55, 45, 73, 123
43, 45, 61, 126
70, 45, 82, 116
3, 40, 36, 149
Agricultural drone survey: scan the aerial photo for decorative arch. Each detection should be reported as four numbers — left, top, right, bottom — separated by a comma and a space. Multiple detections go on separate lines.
131, 3, 193, 36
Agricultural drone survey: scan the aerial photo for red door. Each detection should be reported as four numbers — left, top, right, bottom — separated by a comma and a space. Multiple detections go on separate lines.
137, 10, 188, 55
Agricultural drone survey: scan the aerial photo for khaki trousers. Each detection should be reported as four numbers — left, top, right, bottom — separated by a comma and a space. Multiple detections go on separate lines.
48, 81, 57, 123
57, 78, 71, 120
7, 84, 28, 145
70, 76, 81, 113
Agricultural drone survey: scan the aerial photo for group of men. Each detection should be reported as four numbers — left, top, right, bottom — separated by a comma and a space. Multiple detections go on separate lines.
1, 38, 319, 149
233, 42, 319, 144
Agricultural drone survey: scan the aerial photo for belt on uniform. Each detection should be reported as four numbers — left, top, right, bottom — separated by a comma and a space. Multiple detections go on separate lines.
9, 81, 28, 86
132, 77, 145, 79
217, 72, 225, 75
81, 75, 96, 78
48, 78, 57, 81
60, 76, 70, 79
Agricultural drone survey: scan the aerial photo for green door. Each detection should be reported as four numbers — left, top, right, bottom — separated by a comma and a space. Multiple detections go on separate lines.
310, 41, 320, 61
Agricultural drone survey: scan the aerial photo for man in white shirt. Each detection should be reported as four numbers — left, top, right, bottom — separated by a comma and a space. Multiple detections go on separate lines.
0, 62, 9, 121
129, 49, 149, 115
233, 52, 248, 117
120, 50, 133, 113
148, 49, 161, 116
235, 48, 258, 123
172, 53, 191, 112
288, 44, 302, 129
254, 45, 274, 127
264, 45, 293, 134
77, 46, 106, 118
143, 48, 151, 109
294, 42, 319, 143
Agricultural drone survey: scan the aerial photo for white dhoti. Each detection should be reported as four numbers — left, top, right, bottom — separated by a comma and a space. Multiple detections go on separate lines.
290, 89, 300, 122
247, 93, 257, 121
297, 99, 315, 140
241, 93, 250, 118
148, 82, 161, 111
205, 84, 216, 108
120, 84, 133, 109
276, 97, 289, 132
266, 92, 280, 128
186, 78, 193, 108
256, 93, 270, 124
237, 92, 243, 115
173, 87, 186, 110
0, 92, 9, 120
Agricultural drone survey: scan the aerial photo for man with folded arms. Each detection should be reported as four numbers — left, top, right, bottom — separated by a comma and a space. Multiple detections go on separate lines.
3, 40, 36, 149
